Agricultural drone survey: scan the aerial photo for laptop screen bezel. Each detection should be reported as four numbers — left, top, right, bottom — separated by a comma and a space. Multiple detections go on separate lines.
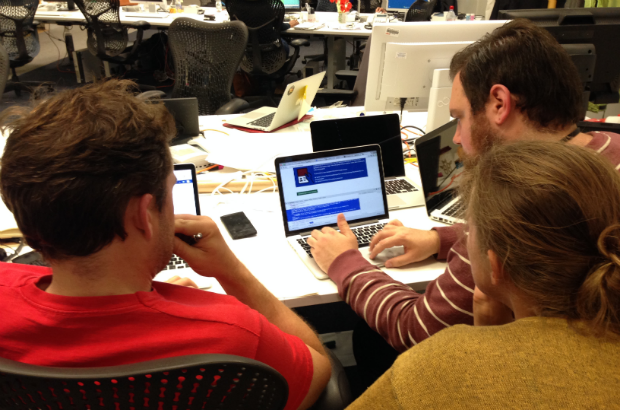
309, 114, 406, 179
275, 144, 389, 237
173, 163, 201, 216
413, 119, 459, 217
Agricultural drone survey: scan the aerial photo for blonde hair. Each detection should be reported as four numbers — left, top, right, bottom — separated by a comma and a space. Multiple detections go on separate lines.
460, 141, 620, 336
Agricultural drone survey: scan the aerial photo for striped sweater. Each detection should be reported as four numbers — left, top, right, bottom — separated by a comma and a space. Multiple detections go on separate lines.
327, 131, 620, 353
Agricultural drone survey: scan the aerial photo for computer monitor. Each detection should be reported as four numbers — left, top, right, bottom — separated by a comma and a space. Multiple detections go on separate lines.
386, 0, 415, 13
281, 0, 301, 11
378, 41, 472, 111
497, 8, 620, 104
364, 21, 507, 112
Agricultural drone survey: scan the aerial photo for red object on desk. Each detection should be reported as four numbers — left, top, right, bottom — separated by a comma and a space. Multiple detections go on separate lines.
223, 115, 313, 133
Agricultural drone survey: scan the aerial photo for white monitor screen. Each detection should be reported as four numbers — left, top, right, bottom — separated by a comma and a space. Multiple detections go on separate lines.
172, 169, 198, 216
279, 151, 385, 232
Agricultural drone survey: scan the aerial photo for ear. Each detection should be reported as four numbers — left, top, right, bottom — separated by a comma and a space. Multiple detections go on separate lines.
487, 249, 506, 286
128, 194, 155, 241
487, 84, 513, 126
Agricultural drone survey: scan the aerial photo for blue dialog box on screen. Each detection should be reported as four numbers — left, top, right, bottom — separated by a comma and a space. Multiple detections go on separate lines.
294, 158, 368, 188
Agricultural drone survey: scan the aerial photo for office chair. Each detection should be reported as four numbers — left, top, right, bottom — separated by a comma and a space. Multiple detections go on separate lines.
0, 349, 352, 410
227, 0, 310, 106
316, 0, 337, 11
73, 0, 151, 74
0, 0, 54, 97
405, 0, 437, 21
0, 354, 289, 410
168, 18, 251, 115
0, 42, 9, 98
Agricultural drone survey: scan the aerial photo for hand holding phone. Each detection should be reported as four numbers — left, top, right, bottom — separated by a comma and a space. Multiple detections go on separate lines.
220, 212, 257, 240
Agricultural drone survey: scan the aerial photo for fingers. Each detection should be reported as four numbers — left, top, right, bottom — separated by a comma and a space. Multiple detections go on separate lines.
388, 219, 404, 227
384, 253, 413, 268
165, 275, 199, 288
336, 213, 354, 237
369, 228, 396, 252
369, 236, 402, 259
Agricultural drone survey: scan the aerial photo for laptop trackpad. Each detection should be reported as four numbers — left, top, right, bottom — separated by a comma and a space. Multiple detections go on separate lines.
359, 246, 404, 267
388, 195, 407, 208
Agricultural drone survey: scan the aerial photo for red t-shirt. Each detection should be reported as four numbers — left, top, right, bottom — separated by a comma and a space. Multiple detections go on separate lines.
0, 263, 313, 410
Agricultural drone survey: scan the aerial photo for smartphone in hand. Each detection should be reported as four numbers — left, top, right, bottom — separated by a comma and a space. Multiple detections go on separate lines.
220, 212, 257, 240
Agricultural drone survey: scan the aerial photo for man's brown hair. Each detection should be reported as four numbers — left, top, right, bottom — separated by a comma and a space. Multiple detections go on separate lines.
461, 141, 620, 336
0, 80, 176, 260
450, 19, 584, 132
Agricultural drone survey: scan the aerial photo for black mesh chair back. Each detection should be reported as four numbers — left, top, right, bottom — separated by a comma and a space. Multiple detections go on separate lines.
227, 0, 287, 75
405, 0, 436, 21
0, 0, 40, 66
169, 18, 249, 115
0, 42, 9, 96
74, 0, 128, 58
0, 354, 289, 410
316, 0, 337, 12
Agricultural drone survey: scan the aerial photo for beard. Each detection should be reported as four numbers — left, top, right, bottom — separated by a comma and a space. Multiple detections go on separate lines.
462, 112, 503, 169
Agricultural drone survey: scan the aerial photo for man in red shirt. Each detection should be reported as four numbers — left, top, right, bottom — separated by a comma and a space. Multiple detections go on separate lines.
0, 80, 330, 410
308, 19, 620, 354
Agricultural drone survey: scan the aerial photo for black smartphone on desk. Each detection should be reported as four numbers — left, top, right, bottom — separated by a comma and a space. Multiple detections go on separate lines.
220, 212, 257, 240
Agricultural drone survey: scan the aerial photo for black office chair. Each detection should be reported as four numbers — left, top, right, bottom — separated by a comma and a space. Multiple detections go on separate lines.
0, 349, 352, 410
73, 0, 151, 74
0, 354, 289, 410
0, 0, 54, 97
227, 0, 310, 106
405, 0, 437, 21
0, 42, 9, 98
168, 18, 251, 115
316, 0, 337, 11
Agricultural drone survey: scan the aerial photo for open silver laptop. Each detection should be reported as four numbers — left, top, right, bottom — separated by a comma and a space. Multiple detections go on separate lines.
310, 114, 424, 210
414, 119, 465, 225
226, 72, 325, 132
275, 145, 404, 280
154, 163, 213, 289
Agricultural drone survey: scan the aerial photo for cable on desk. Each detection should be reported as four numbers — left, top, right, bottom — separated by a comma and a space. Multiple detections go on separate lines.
401, 125, 425, 135
2, 238, 24, 262
200, 128, 230, 136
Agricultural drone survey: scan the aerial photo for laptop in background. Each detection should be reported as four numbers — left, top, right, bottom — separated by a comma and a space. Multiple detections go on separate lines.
414, 119, 465, 225
310, 114, 424, 210
162, 97, 201, 145
154, 163, 213, 289
226, 72, 325, 132
275, 145, 404, 280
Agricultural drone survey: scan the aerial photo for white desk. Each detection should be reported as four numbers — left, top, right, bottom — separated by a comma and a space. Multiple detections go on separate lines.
194, 107, 446, 308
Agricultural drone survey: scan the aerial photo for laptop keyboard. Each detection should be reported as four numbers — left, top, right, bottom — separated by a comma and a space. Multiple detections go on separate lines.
442, 199, 463, 218
296, 223, 387, 258
248, 112, 276, 128
385, 179, 419, 195
164, 254, 189, 270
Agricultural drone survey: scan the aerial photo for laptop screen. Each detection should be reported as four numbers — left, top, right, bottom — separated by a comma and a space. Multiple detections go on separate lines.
310, 114, 405, 178
276, 146, 388, 235
414, 120, 462, 212
173, 164, 201, 216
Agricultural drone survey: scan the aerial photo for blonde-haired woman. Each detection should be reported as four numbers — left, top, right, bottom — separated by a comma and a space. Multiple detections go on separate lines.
347, 141, 620, 409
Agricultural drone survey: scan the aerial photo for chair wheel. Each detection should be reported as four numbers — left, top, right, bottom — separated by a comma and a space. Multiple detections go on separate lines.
296, 70, 302, 78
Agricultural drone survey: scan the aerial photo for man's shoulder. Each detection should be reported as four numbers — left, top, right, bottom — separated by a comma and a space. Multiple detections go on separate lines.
0, 262, 51, 288
140, 282, 264, 333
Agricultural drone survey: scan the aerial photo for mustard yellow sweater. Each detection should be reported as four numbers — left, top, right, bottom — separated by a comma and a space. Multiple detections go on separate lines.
347, 317, 620, 409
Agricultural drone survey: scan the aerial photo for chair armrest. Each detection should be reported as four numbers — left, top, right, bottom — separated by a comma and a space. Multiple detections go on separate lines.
309, 349, 353, 410
215, 98, 250, 115
136, 90, 166, 101
290, 38, 310, 48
